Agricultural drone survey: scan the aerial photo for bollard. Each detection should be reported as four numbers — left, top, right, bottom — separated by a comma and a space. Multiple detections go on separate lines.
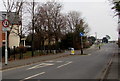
71, 48, 75, 55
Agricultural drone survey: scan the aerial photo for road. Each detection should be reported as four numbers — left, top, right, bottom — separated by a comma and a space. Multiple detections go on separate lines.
2, 43, 118, 80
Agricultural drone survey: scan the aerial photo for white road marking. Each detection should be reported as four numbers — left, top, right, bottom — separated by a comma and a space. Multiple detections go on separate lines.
45, 60, 54, 62
27, 63, 54, 70
20, 72, 45, 81
57, 61, 72, 68
2, 62, 54, 72
2, 65, 31, 72
45, 60, 63, 63
56, 61, 63, 63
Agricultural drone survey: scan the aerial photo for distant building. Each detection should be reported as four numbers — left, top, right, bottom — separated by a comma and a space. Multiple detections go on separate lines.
0, 11, 21, 48
102, 37, 108, 43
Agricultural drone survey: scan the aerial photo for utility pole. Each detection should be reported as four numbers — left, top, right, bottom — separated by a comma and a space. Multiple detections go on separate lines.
31, 0, 35, 57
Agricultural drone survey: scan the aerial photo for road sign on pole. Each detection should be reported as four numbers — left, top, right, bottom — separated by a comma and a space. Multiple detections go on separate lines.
2, 19, 9, 28
80, 32, 84, 54
2, 27, 10, 32
80, 32, 84, 37
2, 19, 10, 65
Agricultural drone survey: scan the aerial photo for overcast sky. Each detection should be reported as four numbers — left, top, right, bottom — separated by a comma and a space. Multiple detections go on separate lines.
62, 1, 118, 41
0, 0, 118, 40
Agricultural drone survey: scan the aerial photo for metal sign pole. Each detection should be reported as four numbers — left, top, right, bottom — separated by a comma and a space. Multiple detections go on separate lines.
80, 36, 83, 54
80, 32, 84, 54
4, 15, 9, 65
5, 31, 8, 65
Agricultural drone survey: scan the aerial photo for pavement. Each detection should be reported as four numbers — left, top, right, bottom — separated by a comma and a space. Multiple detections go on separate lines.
1, 45, 98, 70
2, 51, 71, 70
1, 43, 120, 80
104, 44, 120, 80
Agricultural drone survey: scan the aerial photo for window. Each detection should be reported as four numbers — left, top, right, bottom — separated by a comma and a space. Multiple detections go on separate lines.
2, 14, 6, 20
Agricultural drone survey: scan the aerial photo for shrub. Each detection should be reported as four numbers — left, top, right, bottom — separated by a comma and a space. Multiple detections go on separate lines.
18, 46, 27, 53
83, 41, 91, 48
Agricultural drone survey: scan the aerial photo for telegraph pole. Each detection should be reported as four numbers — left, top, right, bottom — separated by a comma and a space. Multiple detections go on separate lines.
31, 0, 35, 57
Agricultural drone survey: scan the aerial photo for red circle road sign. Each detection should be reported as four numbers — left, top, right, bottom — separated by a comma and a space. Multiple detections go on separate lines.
2, 19, 10, 28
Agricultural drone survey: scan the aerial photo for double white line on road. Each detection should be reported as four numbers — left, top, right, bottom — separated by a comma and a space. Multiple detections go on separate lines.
20, 61, 72, 80
20, 72, 45, 81
27, 63, 54, 70
57, 61, 72, 68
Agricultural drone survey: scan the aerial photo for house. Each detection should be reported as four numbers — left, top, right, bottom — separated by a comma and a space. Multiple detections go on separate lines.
0, 21, 2, 47
0, 12, 5, 47
0, 11, 21, 48
9, 25, 20, 48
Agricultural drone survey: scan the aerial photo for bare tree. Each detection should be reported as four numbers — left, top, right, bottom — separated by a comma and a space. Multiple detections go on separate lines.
33, 1, 67, 53
26, 1, 89, 53
66, 11, 89, 48
67, 11, 81, 32
24, 0, 39, 56
2, 0, 25, 47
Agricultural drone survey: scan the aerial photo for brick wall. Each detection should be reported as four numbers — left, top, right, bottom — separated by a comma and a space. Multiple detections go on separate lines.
0, 21, 2, 47
0, 21, 5, 47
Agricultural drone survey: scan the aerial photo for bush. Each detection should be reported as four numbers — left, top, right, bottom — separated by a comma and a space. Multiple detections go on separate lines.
9, 46, 27, 55
117, 39, 120, 47
18, 46, 27, 53
83, 41, 91, 48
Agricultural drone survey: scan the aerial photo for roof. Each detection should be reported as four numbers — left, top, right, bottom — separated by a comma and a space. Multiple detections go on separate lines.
0, 11, 21, 25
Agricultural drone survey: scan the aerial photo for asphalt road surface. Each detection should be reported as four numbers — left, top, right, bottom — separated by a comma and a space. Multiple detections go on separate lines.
2, 43, 118, 80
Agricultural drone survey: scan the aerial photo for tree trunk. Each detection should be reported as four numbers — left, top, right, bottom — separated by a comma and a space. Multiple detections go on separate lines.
48, 37, 51, 54
55, 37, 59, 53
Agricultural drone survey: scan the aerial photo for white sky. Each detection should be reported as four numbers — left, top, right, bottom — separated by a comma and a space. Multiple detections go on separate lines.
62, 1, 118, 41
0, 0, 118, 40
